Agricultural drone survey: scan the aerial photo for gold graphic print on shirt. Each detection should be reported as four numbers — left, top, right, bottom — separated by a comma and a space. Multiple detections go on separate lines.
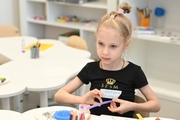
101, 78, 118, 89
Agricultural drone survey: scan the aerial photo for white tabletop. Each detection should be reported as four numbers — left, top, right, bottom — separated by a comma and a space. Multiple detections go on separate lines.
0, 36, 93, 109
0, 37, 93, 91
0, 36, 38, 60
0, 58, 93, 91
0, 110, 22, 120
21, 106, 176, 120
142, 117, 176, 120
22, 106, 77, 120
38, 39, 91, 59
0, 37, 91, 60
22, 106, 105, 120
0, 74, 26, 98
100, 115, 176, 120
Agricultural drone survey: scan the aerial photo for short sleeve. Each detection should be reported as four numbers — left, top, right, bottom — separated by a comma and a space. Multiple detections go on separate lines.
134, 67, 148, 89
77, 63, 91, 84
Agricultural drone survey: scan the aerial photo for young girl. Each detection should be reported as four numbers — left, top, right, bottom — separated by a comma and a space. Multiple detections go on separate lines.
54, 2, 160, 118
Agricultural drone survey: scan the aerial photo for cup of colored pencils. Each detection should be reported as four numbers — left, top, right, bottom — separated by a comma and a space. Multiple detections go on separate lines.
30, 41, 40, 59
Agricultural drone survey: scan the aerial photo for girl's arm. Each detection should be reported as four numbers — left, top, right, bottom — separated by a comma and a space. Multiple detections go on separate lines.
54, 76, 104, 105
108, 85, 161, 114
133, 85, 161, 112
54, 76, 83, 104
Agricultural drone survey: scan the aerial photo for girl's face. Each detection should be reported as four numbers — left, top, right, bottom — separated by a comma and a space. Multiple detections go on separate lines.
96, 27, 129, 65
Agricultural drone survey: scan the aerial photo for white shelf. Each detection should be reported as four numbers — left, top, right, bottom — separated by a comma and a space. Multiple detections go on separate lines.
27, 0, 46, 3
48, 0, 107, 9
27, 0, 107, 9
80, 0, 107, 9
27, 18, 96, 32
132, 34, 180, 45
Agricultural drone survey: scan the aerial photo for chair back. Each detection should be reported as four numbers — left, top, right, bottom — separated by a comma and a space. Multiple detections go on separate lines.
0, 25, 20, 65
133, 95, 150, 118
0, 25, 20, 37
67, 35, 87, 50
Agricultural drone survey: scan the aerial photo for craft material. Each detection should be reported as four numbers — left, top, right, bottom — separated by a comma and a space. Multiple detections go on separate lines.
22, 39, 25, 53
136, 113, 144, 120
85, 100, 112, 110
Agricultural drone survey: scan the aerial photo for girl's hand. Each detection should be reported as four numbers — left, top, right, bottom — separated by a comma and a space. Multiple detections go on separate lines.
108, 98, 134, 114
81, 89, 104, 105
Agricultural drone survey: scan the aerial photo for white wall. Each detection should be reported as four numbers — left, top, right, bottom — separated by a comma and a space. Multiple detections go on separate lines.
0, 0, 19, 28
148, 0, 180, 30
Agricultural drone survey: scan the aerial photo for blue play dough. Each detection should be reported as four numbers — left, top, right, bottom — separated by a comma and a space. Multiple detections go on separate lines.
53, 110, 71, 120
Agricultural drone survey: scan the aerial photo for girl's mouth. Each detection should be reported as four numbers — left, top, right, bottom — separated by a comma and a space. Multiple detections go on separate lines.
102, 57, 110, 61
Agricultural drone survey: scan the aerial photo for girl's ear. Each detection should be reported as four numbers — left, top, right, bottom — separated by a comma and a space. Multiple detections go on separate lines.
124, 39, 131, 50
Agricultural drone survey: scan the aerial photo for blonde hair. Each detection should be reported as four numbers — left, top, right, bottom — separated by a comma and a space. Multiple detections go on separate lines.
96, 2, 132, 42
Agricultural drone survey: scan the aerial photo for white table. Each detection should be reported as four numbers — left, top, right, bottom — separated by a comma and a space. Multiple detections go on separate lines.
0, 36, 37, 112
100, 115, 176, 120
0, 36, 93, 111
21, 106, 177, 120
22, 105, 101, 120
0, 74, 26, 112
22, 106, 77, 120
0, 110, 22, 120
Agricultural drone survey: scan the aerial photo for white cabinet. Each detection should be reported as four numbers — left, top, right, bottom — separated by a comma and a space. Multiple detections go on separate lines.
19, 0, 118, 59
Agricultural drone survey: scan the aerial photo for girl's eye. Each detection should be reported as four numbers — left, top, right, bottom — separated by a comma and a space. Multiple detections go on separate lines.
98, 42, 104, 46
111, 45, 117, 48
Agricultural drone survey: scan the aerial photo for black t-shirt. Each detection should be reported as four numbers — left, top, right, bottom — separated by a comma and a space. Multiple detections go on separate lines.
77, 61, 148, 118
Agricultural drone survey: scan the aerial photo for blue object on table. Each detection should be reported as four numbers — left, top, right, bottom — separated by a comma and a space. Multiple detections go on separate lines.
155, 7, 165, 16
53, 110, 71, 120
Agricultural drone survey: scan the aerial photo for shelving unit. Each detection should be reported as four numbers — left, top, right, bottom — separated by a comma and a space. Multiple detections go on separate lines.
19, 0, 118, 36
19, 0, 118, 58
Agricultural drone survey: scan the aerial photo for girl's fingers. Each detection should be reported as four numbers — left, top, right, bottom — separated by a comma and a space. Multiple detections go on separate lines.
110, 102, 114, 108
110, 101, 116, 109
95, 95, 103, 103
93, 101, 99, 104
112, 98, 121, 103
112, 101, 116, 108
86, 89, 105, 105
108, 106, 118, 112
93, 89, 104, 97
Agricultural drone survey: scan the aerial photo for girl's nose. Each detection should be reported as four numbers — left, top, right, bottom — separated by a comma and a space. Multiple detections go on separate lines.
102, 47, 109, 55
